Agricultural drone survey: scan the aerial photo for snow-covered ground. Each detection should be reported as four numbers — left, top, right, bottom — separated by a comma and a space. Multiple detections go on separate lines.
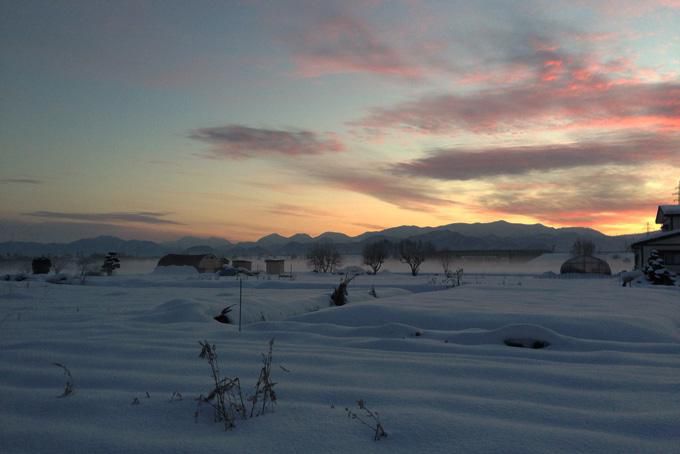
1, 269, 678, 453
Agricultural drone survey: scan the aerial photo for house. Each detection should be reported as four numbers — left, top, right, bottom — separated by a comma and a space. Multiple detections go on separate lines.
231, 259, 252, 271
156, 254, 223, 273
631, 205, 680, 272
265, 259, 285, 275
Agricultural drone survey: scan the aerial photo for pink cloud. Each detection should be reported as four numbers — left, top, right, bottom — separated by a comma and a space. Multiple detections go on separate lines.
354, 77, 680, 135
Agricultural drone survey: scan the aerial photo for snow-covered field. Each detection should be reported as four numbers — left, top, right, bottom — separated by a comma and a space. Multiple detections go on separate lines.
1, 269, 678, 453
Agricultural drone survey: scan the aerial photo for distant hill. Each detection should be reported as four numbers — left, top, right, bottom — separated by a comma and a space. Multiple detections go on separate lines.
0, 221, 647, 258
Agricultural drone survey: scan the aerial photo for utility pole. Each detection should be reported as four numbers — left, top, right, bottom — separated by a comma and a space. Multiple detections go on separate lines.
238, 278, 242, 333
673, 179, 680, 204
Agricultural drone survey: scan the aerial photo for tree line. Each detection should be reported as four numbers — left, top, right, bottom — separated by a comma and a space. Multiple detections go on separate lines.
306, 239, 441, 276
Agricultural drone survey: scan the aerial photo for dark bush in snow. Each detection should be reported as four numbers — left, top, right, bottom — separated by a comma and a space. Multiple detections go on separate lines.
32, 257, 51, 274
643, 250, 677, 286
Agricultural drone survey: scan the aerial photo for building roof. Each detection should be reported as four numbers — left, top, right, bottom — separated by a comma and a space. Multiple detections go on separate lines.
630, 229, 680, 247
656, 205, 680, 224
265, 259, 285, 263
157, 254, 214, 268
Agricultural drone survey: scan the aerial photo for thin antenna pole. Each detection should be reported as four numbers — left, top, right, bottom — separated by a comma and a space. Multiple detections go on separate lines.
674, 179, 680, 204
238, 278, 242, 333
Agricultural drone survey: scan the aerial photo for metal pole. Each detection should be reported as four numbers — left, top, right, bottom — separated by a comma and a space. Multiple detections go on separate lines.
238, 278, 242, 333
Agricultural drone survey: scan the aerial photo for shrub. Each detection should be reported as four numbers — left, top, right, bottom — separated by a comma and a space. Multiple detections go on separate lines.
330, 274, 356, 306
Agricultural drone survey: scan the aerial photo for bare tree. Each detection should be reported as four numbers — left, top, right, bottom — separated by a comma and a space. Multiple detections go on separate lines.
439, 250, 453, 276
76, 256, 96, 284
571, 238, 596, 257
306, 241, 341, 273
362, 241, 390, 275
51, 256, 71, 274
397, 240, 432, 276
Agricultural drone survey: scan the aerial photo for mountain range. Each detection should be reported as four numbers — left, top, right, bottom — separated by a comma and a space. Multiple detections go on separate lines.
0, 221, 645, 258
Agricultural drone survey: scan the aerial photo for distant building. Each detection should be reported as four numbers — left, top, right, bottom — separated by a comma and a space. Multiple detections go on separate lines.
231, 259, 252, 271
560, 255, 611, 275
630, 205, 680, 272
156, 254, 222, 273
265, 259, 285, 275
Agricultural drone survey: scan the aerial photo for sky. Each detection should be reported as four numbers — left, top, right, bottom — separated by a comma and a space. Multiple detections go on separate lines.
1, 0, 679, 243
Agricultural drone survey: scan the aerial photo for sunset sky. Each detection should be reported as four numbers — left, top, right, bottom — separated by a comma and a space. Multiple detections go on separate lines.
1, 0, 679, 242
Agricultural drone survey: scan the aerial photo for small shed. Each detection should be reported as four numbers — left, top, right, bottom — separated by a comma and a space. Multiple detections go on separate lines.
231, 260, 252, 271
560, 255, 611, 275
265, 259, 285, 275
157, 254, 222, 273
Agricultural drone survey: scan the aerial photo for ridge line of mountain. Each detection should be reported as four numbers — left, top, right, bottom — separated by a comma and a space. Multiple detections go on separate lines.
0, 220, 645, 257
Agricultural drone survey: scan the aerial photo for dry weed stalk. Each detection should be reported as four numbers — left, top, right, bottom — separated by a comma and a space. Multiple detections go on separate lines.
345, 399, 387, 441
197, 341, 246, 430
249, 338, 277, 417
53, 362, 74, 398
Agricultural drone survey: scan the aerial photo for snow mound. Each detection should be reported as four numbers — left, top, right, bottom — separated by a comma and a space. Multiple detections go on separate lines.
446, 324, 562, 348
133, 298, 214, 323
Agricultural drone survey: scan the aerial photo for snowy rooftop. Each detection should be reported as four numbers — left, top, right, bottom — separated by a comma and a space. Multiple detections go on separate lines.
630, 228, 680, 246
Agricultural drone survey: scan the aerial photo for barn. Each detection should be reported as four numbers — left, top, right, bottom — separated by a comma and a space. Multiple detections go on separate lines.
156, 254, 223, 273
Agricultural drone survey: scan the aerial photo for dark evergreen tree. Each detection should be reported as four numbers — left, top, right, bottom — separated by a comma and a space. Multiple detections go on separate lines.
643, 249, 677, 285
101, 252, 120, 276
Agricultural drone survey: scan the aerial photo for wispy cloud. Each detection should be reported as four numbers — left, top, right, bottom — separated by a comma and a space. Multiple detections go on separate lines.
190, 125, 345, 159
266, 203, 333, 218
310, 166, 454, 212
0, 178, 42, 184
478, 170, 661, 226
23, 211, 183, 225
394, 134, 680, 180
291, 13, 424, 80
